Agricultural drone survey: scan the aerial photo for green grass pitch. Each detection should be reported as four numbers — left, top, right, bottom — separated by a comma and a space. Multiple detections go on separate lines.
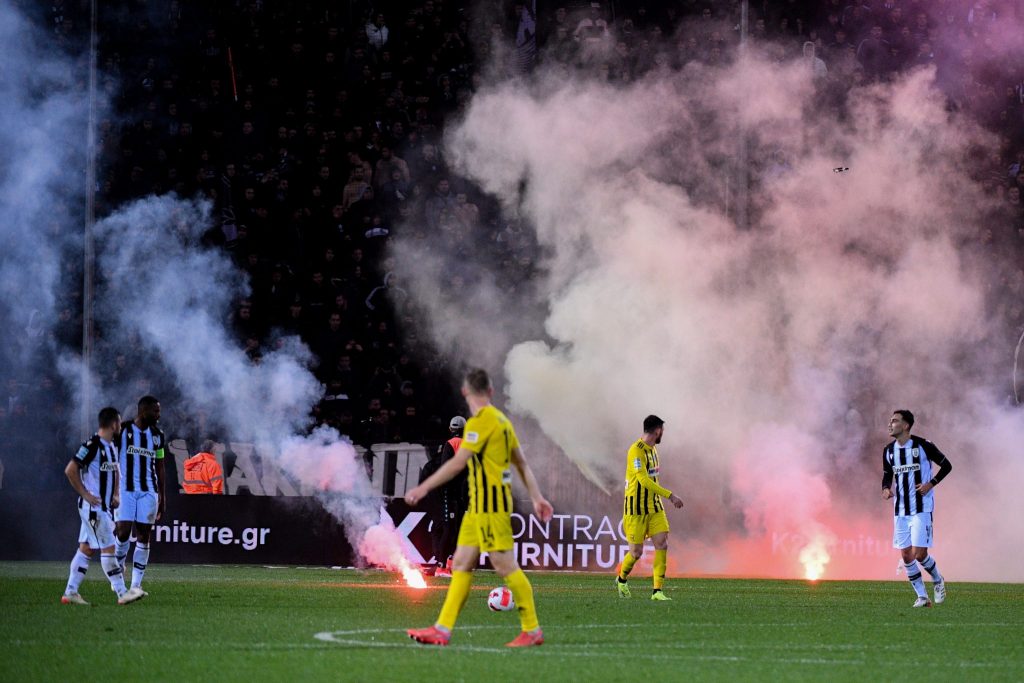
1, 562, 1021, 682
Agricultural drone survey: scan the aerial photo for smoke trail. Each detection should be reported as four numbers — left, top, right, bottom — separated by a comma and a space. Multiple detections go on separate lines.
395, 49, 1024, 581
0, 3, 421, 576
0, 4, 90, 381
90, 196, 423, 579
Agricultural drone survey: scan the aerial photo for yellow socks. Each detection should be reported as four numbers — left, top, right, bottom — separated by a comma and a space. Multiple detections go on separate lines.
618, 552, 638, 581
504, 569, 539, 632
653, 549, 667, 590
436, 570, 472, 631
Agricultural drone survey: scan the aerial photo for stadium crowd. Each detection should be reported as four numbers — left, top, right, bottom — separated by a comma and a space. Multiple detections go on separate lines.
2, 0, 1022, 492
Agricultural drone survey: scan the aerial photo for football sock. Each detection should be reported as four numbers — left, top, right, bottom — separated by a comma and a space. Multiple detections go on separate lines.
66, 550, 91, 594
436, 570, 472, 631
101, 553, 126, 595
919, 555, 942, 583
618, 552, 638, 581
130, 543, 150, 589
904, 560, 927, 598
653, 549, 667, 591
504, 569, 539, 632
114, 537, 131, 570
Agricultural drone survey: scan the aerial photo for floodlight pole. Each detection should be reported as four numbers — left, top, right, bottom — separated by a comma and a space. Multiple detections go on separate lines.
82, 0, 98, 438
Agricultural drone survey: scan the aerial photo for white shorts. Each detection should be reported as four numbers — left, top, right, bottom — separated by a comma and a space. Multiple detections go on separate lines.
78, 506, 116, 549
115, 490, 159, 524
893, 512, 933, 549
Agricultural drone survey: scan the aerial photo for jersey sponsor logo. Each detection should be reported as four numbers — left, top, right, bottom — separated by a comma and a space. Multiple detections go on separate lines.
465, 431, 479, 443
100, 462, 118, 471
892, 463, 920, 474
648, 467, 660, 476
127, 445, 158, 458
633, 458, 642, 471
501, 468, 512, 485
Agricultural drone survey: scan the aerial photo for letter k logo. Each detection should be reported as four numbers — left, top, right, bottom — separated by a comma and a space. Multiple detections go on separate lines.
379, 507, 426, 564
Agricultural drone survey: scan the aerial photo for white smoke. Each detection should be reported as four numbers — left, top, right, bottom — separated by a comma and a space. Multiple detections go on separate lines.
396, 53, 1024, 580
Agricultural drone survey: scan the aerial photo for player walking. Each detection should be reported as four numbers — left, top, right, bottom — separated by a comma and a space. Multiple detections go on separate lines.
616, 415, 684, 601
405, 369, 553, 647
61, 407, 145, 605
882, 410, 952, 607
113, 395, 166, 597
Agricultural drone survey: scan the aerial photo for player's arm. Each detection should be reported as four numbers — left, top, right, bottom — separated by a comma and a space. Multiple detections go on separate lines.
405, 447, 471, 506
916, 441, 952, 494
65, 458, 100, 506
510, 445, 553, 521
112, 465, 120, 509
881, 448, 894, 499
156, 446, 166, 521
632, 454, 682, 507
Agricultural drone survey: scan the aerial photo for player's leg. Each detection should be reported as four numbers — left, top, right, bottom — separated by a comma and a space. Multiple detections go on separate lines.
617, 515, 646, 596
91, 512, 139, 602
130, 522, 152, 591
129, 492, 158, 591
896, 516, 928, 605
649, 511, 671, 600
63, 515, 96, 604
113, 492, 136, 572
912, 513, 944, 603
409, 514, 479, 645
490, 549, 542, 646
485, 513, 542, 646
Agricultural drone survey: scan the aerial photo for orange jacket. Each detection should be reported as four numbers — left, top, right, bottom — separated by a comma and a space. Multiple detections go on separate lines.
183, 452, 225, 494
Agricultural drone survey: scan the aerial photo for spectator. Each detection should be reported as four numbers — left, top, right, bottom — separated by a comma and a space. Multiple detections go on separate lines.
366, 13, 389, 50
803, 41, 828, 80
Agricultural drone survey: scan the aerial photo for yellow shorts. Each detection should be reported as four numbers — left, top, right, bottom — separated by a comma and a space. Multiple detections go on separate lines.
623, 510, 670, 544
457, 512, 514, 553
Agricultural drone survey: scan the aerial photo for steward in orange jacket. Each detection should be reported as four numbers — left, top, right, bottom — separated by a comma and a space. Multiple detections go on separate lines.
183, 443, 224, 494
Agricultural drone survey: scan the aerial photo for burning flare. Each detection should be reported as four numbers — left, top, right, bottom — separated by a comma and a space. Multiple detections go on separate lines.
399, 558, 428, 589
358, 519, 427, 589
799, 534, 832, 582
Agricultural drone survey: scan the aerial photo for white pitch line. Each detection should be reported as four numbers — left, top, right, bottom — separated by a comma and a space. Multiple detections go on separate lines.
313, 625, 1019, 667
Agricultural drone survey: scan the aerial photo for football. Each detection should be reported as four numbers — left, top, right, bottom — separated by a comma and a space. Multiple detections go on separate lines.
487, 586, 515, 612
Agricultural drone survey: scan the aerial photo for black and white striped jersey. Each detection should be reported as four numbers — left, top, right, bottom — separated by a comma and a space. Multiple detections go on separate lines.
882, 436, 952, 517
73, 434, 119, 512
118, 422, 166, 493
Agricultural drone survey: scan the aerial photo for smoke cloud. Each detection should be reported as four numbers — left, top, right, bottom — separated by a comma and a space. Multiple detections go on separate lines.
90, 195, 422, 575
0, 3, 419, 577
395, 48, 1024, 581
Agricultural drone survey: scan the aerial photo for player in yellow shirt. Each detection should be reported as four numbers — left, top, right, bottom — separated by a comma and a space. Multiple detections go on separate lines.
405, 368, 554, 647
616, 415, 684, 601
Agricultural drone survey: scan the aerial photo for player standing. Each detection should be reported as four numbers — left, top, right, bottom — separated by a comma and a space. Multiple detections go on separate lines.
882, 410, 952, 607
615, 415, 684, 601
61, 407, 145, 605
405, 369, 553, 647
113, 395, 166, 597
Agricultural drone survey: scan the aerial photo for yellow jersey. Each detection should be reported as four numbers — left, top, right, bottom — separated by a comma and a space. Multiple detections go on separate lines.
461, 404, 519, 515
623, 439, 672, 516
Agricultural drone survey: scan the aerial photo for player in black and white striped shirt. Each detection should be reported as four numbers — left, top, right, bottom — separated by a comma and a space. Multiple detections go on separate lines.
882, 410, 953, 607
113, 395, 166, 597
61, 407, 144, 605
